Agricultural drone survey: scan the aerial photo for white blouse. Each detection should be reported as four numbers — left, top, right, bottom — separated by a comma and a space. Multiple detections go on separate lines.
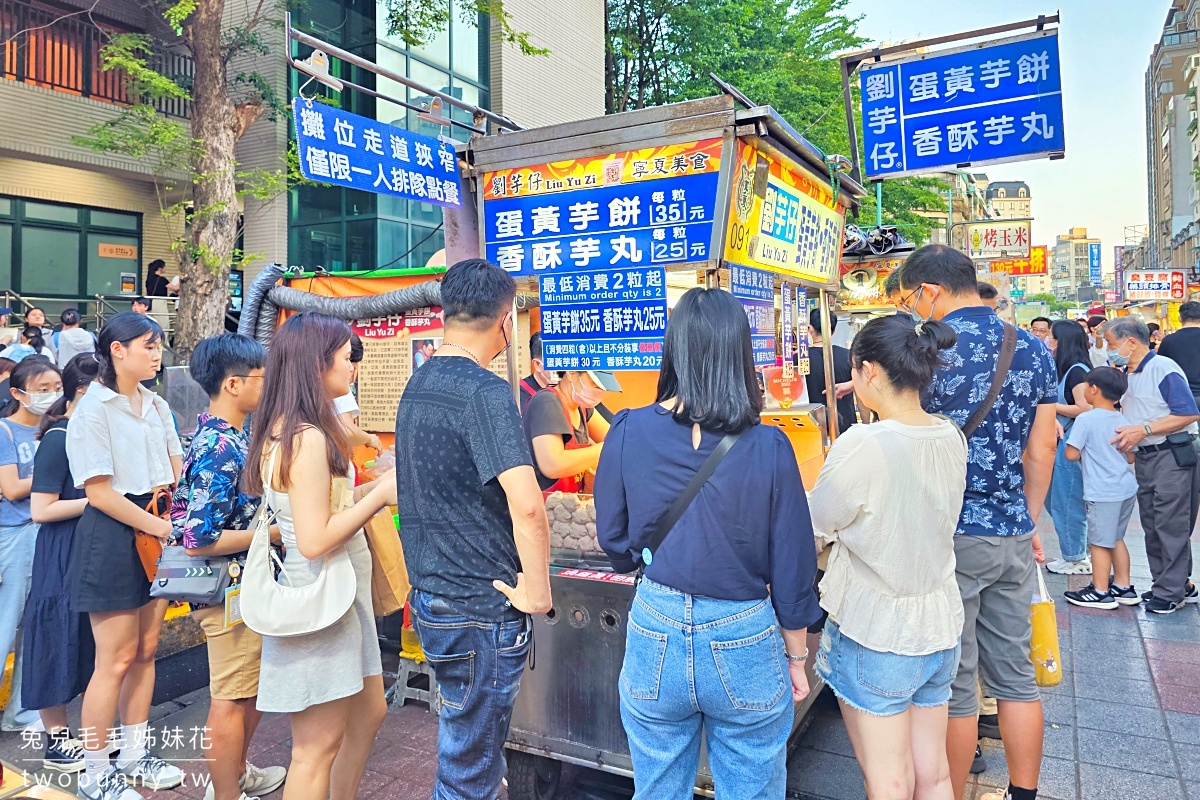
809, 418, 967, 656
66, 381, 183, 495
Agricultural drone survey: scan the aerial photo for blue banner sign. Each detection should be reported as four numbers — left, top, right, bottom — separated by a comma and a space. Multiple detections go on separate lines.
795, 289, 809, 376
484, 173, 719, 276
1089, 243, 1102, 286
731, 266, 777, 367
782, 284, 794, 379
293, 98, 462, 207
539, 267, 668, 371
860, 32, 1065, 178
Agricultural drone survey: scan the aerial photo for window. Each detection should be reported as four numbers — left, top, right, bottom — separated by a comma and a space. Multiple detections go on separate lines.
996, 189, 1006, 198
24, 201, 79, 224
89, 210, 138, 231
20, 227, 79, 295
0, 198, 10, 217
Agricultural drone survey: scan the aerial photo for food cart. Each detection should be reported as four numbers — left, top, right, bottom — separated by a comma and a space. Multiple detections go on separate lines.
462, 95, 865, 798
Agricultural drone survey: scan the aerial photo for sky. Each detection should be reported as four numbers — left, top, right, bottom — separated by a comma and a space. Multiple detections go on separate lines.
842, 0, 1169, 272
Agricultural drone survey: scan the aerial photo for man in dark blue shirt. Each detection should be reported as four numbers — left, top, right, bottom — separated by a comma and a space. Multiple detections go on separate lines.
901, 245, 1057, 800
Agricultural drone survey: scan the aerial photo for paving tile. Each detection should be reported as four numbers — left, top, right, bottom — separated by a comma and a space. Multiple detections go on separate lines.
368, 743, 434, 780
1041, 722, 1075, 760
795, 711, 856, 758
1068, 630, 1149, 658
785, 748, 865, 800
1140, 621, 1200, 644
1076, 728, 1178, 777
1067, 603, 1136, 620
1056, 609, 1071, 631
1151, 658, 1200, 688
1042, 692, 1077, 726
1166, 711, 1200, 745
1075, 698, 1168, 740
1145, 638, 1200, 665
1041, 675, 1076, 697
1178, 743, 1200, 782
1188, 782, 1200, 800
1079, 763, 1184, 800
1139, 604, 1200, 624
1065, 613, 1139, 637
1072, 650, 1151, 681
1074, 673, 1160, 708
1160, 682, 1200, 715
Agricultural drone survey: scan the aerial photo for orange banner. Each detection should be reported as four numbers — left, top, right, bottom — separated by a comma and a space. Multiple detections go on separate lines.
991, 245, 1048, 276
482, 139, 723, 201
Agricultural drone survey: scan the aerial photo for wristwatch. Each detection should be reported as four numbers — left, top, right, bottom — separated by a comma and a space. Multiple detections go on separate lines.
1144, 423, 1154, 436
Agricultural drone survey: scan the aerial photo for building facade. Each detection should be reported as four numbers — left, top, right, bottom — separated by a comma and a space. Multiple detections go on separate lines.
984, 180, 1049, 296
1146, 1, 1200, 276
1051, 226, 1101, 301
0, 0, 605, 315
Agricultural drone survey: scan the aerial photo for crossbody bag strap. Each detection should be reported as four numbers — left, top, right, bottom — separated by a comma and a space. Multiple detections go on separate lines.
640, 431, 743, 567
961, 323, 1017, 439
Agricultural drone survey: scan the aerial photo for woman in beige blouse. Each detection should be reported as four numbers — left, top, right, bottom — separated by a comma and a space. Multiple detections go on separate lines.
809, 314, 967, 800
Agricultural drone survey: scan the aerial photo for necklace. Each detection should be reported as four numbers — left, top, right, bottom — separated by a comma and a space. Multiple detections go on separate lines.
880, 406, 926, 421
441, 342, 480, 365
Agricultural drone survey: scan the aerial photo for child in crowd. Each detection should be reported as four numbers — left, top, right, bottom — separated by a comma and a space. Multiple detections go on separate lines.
171, 334, 286, 800
66, 312, 184, 800
0, 357, 65, 733
335, 332, 382, 453
1063, 367, 1141, 609
25, 353, 99, 772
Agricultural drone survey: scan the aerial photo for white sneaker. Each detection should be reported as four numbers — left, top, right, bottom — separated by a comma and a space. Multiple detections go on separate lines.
78, 767, 143, 800
205, 762, 287, 800
117, 751, 185, 790
1046, 557, 1092, 575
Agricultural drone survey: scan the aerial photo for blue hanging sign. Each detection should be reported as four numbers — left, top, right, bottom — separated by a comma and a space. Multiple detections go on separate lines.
730, 265, 777, 367
539, 267, 668, 371
293, 98, 462, 207
860, 31, 1065, 178
1088, 243, 1102, 286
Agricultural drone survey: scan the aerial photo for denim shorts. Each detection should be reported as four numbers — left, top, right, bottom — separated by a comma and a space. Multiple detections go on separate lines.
815, 620, 960, 717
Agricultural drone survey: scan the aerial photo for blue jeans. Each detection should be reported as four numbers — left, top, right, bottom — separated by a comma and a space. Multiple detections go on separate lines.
410, 590, 531, 800
1049, 437, 1088, 562
0, 522, 38, 729
620, 579, 792, 800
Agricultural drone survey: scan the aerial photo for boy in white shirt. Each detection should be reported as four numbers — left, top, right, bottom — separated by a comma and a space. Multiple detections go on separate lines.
1063, 367, 1141, 609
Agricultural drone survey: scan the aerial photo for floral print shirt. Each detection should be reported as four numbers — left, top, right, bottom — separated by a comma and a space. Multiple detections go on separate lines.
170, 413, 259, 550
922, 306, 1057, 537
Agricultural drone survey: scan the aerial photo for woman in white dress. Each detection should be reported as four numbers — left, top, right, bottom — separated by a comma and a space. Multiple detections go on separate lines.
244, 313, 396, 800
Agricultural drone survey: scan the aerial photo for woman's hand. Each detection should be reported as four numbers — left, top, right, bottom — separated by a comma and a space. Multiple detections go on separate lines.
1055, 420, 1065, 441
373, 468, 397, 507
366, 433, 384, 452
788, 661, 810, 702
145, 516, 173, 541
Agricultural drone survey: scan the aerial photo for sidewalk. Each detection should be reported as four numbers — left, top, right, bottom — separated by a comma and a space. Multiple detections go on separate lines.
789, 510, 1200, 800
0, 512, 1195, 800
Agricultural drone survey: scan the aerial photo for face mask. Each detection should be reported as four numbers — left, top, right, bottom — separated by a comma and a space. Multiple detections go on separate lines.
531, 360, 558, 388
20, 390, 61, 416
905, 286, 938, 324
1108, 343, 1131, 367
492, 314, 512, 364
571, 382, 605, 409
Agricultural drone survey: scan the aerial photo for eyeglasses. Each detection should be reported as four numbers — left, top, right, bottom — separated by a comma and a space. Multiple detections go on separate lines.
232, 374, 265, 380
899, 287, 922, 313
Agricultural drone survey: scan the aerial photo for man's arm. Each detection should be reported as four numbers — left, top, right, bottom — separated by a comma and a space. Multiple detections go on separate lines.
494, 465, 552, 614
1113, 371, 1200, 451
1022, 403, 1057, 525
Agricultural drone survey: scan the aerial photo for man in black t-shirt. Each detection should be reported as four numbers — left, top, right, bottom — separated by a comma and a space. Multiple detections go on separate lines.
802, 309, 857, 432
394, 259, 551, 800
1158, 301, 1200, 407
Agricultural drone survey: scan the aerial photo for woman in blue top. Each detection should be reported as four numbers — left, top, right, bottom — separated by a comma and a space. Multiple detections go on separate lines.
0, 356, 64, 732
1045, 320, 1092, 575
595, 288, 822, 800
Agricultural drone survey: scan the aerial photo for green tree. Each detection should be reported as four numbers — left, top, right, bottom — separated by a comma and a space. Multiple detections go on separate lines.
605, 0, 946, 243
1026, 292, 1070, 314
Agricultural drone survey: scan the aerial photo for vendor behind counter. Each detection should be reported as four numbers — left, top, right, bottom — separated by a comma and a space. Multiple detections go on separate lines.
524, 369, 621, 492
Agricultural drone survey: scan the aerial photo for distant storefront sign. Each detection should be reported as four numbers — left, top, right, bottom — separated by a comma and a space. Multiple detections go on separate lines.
990, 245, 1047, 276
1104, 290, 1118, 304
537, 267, 667, 371
1125, 271, 1185, 301
1089, 243, 1102, 286
119, 273, 136, 294
1114, 246, 1125, 300
482, 139, 721, 277
967, 221, 1031, 260
724, 140, 845, 286
730, 265, 777, 367
100, 243, 138, 259
293, 98, 462, 208
860, 31, 1065, 178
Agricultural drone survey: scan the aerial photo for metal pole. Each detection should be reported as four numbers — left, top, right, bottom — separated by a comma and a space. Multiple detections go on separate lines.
507, 297, 520, 404
840, 58, 862, 185
875, 182, 883, 228
818, 289, 839, 443
947, 189, 954, 249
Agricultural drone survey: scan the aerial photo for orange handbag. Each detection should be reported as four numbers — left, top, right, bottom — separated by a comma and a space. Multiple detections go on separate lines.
134, 488, 173, 582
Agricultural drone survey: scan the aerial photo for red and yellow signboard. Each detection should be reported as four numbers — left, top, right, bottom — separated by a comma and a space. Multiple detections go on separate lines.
990, 245, 1048, 276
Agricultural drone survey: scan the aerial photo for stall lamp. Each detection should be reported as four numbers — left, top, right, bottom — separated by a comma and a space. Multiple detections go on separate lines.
294, 50, 343, 93
826, 153, 853, 174
418, 98, 455, 129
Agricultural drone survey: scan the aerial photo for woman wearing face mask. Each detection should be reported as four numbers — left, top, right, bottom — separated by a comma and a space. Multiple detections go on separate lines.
0, 356, 65, 733
523, 369, 620, 494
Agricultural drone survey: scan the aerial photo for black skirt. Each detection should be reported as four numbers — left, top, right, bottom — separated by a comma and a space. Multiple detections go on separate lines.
68, 494, 155, 613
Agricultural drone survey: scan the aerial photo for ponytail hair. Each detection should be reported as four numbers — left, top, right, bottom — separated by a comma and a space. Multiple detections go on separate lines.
37, 352, 99, 438
21, 325, 45, 353
95, 312, 163, 390
851, 314, 957, 393
1, 356, 61, 419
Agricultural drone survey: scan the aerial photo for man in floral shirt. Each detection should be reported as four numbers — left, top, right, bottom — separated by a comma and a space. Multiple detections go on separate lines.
169, 334, 285, 800
900, 246, 1057, 800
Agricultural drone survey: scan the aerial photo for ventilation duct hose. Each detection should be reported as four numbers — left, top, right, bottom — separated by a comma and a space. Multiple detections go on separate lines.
265, 281, 443, 319
237, 262, 286, 339
255, 295, 281, 349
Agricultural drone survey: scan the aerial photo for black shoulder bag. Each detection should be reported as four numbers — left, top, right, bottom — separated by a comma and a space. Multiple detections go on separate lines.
635, 431, 743, 581
960, 323, 1018, 438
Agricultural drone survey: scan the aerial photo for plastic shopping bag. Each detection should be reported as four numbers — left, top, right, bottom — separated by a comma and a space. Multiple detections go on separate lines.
1029, 567, 1063, 687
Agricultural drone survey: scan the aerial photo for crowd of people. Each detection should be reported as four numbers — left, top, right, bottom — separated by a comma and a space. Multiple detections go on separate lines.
0, 249, 1192, 800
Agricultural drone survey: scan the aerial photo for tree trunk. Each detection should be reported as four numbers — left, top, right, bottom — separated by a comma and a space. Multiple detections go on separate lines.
175, 0, 237, 359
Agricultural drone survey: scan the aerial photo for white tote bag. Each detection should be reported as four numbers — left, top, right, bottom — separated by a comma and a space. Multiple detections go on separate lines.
241, 446, 356, 638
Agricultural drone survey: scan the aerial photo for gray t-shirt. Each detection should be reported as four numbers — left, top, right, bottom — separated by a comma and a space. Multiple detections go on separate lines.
1065, 408, 1138, 502
0, 418, 39, 526
522, 389, 591, 491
